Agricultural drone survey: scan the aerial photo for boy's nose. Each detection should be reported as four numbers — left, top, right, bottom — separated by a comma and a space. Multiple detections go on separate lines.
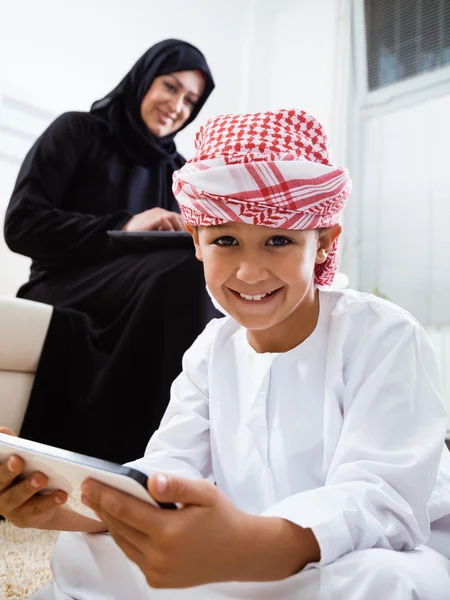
235, 260, 269, 284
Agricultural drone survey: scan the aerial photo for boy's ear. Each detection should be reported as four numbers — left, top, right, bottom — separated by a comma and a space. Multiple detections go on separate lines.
184, 224, 203, 261
315, 224, 342, 264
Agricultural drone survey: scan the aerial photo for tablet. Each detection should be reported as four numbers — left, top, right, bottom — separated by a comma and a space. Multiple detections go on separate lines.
107, 230, 193, 250
0, 433, 176, 521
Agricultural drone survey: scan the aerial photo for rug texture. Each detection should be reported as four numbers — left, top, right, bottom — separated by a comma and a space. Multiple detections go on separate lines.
0, 520, 57, 599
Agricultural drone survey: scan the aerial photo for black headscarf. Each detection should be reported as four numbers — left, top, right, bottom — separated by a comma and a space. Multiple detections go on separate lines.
90, 39, 215, 167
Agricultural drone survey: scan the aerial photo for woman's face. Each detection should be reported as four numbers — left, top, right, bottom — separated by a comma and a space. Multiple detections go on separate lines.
140, 70, 205, 137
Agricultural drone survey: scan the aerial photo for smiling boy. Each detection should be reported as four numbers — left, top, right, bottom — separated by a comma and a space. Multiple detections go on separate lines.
2, 109, 450, 599
191, 221, 338, 353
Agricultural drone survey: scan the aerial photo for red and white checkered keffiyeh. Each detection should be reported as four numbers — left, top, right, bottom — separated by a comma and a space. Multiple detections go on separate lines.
172, 109, 352, 286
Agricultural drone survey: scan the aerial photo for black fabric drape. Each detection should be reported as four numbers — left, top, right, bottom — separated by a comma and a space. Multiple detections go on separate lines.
3, 39, 218, 463
19, 250, 219, 463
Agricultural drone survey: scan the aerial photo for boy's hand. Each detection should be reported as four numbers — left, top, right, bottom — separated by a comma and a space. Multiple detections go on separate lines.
82, 474, 251, 588
81, 473, 319, 589
0, 427, 68, 528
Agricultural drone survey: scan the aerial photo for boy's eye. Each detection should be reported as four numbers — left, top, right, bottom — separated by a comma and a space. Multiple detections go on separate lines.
212, 236, 238, 247
267, 236, 292, 247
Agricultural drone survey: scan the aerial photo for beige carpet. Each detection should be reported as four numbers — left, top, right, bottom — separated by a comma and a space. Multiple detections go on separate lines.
0, 520, 57, 599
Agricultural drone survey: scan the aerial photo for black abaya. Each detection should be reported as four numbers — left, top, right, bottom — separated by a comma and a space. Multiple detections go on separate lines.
3, 40, 218, 463
18, 250, 218, 463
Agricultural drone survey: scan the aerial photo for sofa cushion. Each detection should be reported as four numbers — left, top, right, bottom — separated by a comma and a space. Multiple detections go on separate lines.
0, 296, 52, 373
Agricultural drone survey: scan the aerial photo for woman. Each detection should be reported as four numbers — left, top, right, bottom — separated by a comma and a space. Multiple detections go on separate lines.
3, 39, 217, 464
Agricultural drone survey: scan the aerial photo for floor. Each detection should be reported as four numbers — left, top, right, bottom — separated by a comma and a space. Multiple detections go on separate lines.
0, 520, 57, 600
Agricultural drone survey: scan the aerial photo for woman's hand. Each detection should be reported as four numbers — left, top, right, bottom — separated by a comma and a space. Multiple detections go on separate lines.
122, 208, 185, 232
82, 473, 320, 589
0, 427, 68, 529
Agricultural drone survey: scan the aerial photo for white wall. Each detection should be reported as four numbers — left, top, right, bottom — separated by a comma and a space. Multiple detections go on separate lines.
249, 0, 348, 156
0, 0, 260, 295
354, 87, 450, 326
0, 0, 258, 153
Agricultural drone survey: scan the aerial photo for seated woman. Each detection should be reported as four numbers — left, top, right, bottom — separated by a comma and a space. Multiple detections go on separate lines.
3, 39, 218, 463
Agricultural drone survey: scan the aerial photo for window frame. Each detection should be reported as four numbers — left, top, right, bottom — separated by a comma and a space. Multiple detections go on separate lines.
354, 0, 450, 115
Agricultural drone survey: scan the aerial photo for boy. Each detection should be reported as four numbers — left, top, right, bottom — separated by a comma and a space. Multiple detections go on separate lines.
1, 109, 450, 599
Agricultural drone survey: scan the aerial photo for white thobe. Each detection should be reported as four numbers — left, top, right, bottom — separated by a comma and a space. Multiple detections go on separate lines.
43, 289, 450, 599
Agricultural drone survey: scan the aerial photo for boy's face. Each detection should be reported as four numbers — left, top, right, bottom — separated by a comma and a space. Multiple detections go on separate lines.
187, 221, 340, 333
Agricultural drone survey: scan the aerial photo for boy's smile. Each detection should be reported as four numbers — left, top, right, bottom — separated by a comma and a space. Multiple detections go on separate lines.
225, 285, 285, 318
187, 221, 341, 353
230, 287, 282, 303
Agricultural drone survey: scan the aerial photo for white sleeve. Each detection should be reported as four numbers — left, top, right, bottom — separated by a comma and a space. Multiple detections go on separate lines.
125, 320, 217, 481
262, 317, 448, 566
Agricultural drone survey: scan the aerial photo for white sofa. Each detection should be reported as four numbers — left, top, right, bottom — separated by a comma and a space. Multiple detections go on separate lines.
0, 295, 52, 433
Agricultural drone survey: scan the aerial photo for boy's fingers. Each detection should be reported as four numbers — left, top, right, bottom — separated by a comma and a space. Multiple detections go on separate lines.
0, 456, 25, 491
107, 528, 148, 575
95, 503, 149, 546
0, 473, 48, 512
21, 490, 67, 517
82, 480, 163, 532
0, 427, 17, 436
148, 474, 216, 507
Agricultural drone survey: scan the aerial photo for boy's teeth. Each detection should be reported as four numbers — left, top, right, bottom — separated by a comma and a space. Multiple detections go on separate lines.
239, 292, 271, 301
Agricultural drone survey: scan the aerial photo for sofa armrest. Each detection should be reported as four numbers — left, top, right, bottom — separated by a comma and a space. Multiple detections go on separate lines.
0, 296, 53, 373
0, 371, 34, 432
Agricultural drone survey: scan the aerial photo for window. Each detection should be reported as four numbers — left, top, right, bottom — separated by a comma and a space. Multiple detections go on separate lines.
365, 0, 450, 91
